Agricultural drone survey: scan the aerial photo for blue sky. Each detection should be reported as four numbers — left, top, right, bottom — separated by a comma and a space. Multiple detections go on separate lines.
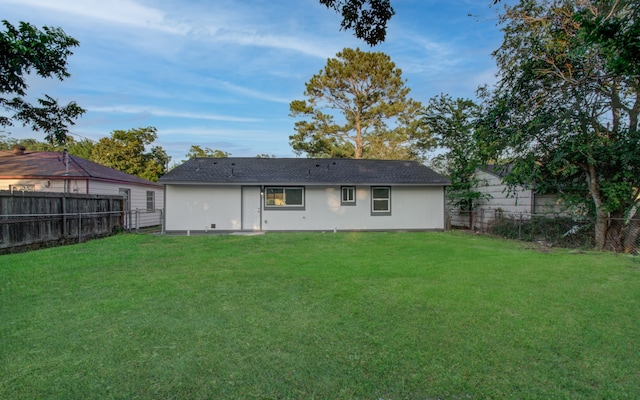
2, 0, 511, 163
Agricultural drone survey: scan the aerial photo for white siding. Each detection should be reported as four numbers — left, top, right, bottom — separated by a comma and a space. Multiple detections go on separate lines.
164, 184, 446, 232
165, 185, 242, 231
262, 185, 444, 231
1, 178, 87, 193
88, 181, 164, 228
474, 170, 533, 213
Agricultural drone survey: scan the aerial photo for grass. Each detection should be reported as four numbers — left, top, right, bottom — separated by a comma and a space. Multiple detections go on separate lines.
1, 231, 639, 399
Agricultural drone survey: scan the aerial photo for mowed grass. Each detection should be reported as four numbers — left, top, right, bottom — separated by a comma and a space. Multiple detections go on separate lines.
1, 232, 639, 399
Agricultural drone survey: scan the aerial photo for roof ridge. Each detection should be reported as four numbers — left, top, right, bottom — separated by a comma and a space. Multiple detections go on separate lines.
67, 153, 93, 177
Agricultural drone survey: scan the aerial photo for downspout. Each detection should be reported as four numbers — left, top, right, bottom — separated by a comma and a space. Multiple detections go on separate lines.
162, 185, 167, 234
260, 186, 264, 231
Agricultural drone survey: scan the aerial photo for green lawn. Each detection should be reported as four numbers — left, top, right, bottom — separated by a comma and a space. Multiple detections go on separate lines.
1, 232, 639, 399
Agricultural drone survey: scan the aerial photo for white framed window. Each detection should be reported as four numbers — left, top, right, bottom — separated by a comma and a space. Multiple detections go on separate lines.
341, 186, 356, 206
265, 187, 304, 208
146, 190, 155, 211
371, 187, 391, 215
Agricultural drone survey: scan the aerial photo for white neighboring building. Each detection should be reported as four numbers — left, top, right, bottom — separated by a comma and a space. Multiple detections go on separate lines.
448, 165, 565, 229
159, 158, 450, 233
0, 148, 164, 228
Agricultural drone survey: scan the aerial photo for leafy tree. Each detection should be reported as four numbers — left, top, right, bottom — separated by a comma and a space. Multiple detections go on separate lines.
289, 47, 431, 160
424, 94, 490, 227
90, 127, 170, 182
480, 0, 639, 251
0, 20, 85, 145
65, 138, 95, 160
0, 135, 94, 158
319, 0, 394, 45
576, 0, 639, 77
185, 145, 230, 159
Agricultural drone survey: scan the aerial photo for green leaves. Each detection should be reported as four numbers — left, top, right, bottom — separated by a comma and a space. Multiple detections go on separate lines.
319, 0, 394, 45
424, 94, 489, 210
289, 47, 430, 160
91, 127, 169, 182
185, 145, 230, 159
483, 0, 640, 249
0, 20, 84, 145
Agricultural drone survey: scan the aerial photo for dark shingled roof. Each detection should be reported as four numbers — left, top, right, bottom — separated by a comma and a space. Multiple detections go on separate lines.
0, 150, 162, 187
159, 158, 450, 185
479, 164, 513, 178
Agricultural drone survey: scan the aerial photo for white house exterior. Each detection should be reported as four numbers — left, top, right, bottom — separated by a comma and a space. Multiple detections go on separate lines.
474, 165, 562, 214
449, 165, 564, 229
0, 149, 164, 228
159, 158, 449, 233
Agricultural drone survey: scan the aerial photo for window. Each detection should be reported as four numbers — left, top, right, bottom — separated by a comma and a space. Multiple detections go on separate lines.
146, 190, 155, 211
371, 187, 391, 215
265, 187, 304, 208
341, 186, 356, 206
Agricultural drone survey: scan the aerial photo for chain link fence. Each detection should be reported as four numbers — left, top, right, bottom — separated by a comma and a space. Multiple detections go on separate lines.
448, 208, 639, 254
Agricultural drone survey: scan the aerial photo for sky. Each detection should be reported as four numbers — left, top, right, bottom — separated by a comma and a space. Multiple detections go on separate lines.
1, 0, 513, 164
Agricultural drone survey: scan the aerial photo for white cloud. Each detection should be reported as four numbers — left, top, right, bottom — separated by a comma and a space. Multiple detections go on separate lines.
88, 105, 261, 123
5, 0, 188, 34
206, 79, 291, 104
4, 0, 335, 59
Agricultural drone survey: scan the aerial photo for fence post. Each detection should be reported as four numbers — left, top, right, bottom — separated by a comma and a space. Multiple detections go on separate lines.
78, 211, 82, 243
518, 212, 522, 240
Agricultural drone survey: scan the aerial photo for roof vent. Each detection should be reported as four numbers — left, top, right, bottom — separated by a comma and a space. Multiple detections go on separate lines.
12, 145, 25, 155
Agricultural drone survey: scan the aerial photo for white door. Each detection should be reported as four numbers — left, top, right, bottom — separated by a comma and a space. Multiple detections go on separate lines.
242, 186, 261, 231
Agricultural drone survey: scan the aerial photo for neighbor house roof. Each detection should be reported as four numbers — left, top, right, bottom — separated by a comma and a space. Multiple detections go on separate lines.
159, 158, 450, 186
0, 150, 161, 187
478, 164, 513, 178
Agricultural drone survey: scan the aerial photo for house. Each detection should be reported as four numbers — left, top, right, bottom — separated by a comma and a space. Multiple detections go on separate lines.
448, 164, 565, 229
474, 165, 562, 215
158, 158, 450, 233
0, 147, 164, 228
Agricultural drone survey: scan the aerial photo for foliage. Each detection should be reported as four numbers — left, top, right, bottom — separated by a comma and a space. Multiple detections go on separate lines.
185, 145, 230, 159
480, 0, 640, 250
0, 20, 85, 145
90, 127, 169, 182
423, 94, 490, 213
575, 0, 640, 76
0, 134, 94, 158
289, 47, 431, 160
489, 214, 594, 248
2, 232, 639, 398
319, 0, 394, 45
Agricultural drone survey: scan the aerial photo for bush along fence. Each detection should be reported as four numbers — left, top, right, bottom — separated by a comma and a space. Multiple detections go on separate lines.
1, 191, 136, 254
448, 208, 639, 254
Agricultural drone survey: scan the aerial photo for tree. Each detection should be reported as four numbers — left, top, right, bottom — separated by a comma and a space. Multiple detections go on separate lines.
319, 0, 394, 45
185, 145, 230, 159
90, 127, 170, 182
480, 0, 640, 251
423, 94, 490, 227
0, 20, 85, 145
0, 134, 94, 159
575, 0, 640, 77
289, 47, 431, 160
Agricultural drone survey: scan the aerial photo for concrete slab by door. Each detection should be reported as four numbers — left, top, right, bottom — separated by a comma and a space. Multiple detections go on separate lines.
242, 186, 261, 231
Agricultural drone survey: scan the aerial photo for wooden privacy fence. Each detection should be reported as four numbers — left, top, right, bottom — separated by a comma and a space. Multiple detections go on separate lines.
0, 191, 124, 254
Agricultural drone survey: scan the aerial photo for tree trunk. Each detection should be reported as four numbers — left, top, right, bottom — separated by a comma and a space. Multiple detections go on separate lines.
354, 110, 363, 159
585, 164, 608, 250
